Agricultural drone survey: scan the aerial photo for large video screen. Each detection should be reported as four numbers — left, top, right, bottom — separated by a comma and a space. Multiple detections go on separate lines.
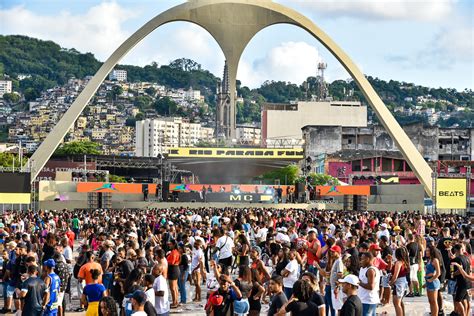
0, 173, 31, 193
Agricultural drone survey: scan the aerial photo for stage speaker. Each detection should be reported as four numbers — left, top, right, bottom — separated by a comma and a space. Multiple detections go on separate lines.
162, 181, 170, 201
296, 182, 305, 196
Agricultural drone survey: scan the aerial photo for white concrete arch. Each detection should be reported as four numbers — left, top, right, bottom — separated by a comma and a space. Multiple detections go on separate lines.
30, 0, 433, 196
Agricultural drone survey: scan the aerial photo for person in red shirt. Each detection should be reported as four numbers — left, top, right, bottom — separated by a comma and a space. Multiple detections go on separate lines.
306, 229, 321, 275
166, 240, 181, 308
65, 227, 75, 250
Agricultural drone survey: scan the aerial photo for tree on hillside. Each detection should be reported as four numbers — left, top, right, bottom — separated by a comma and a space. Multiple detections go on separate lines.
54, 141, 101, 155
154, 97, 178, 116
2, 93, 20, 104
0, 152, 26, 168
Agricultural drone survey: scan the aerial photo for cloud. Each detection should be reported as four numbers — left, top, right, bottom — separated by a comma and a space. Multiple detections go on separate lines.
239, 41, 337, 88
0, 2, 136, 60
385, 17, 473, 70
281, 0, 457, 22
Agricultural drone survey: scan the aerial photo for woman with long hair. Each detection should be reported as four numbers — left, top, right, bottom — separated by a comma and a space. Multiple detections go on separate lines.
389, 247, 410, 316
166, 239, 181, 308
272, 247, 289, 278
276, 280, 319, 316
234, 265, 253, 316
99, 296, 119, 316
236, 232, 251, 267
425, 245, 442, 316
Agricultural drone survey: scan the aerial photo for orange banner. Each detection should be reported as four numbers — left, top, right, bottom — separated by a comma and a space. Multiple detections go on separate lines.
77, 182, 157, 194
316, 185, 370, 196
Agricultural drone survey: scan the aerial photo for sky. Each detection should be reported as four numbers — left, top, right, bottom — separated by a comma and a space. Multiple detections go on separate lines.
0, 0, 473, 91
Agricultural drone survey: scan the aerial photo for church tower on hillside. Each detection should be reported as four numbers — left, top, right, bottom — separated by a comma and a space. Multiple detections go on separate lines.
216, 61, 233, 141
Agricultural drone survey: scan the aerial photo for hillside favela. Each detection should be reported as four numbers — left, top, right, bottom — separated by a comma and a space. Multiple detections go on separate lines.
0, 1, 473, 316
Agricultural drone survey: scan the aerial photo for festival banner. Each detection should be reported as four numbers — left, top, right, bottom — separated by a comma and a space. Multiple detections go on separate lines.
316, 185, 370, 196
436, 179, 467, 209
168, 147, 303, 159
77, 182, 158, 194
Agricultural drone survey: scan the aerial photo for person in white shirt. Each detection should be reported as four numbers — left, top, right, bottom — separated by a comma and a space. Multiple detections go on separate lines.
376, 223, 390, 242
275, 227, 291, 245
216, 230, 234, 271
358, 252, 380, 316
281, 248, 299, 299
191, 239, 206, 302
255, 223, 268, 247
189, 230, 205, 248
143, 274, 155, 307
153, 264, 170, 316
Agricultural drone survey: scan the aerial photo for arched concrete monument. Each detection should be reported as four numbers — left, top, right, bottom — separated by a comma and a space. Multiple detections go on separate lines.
29, 0, 434, 196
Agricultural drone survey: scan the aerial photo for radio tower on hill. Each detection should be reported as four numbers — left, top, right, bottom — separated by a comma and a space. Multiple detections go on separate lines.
316, 62, 328, 100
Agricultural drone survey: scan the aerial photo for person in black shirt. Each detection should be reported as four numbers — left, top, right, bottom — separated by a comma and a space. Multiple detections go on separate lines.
436, 227, 453, 289
278, 280, 318, 316
339, 274, 362, 316
451, 243, 471, 316
268, 276, 287, 316
17, 265, 48, 316
301, 272, 325, 316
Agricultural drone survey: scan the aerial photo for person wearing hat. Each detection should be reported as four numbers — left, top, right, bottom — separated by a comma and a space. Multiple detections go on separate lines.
128, 290, 148, 316
376, 223, 390, 242
328, 245, 344, 315
43, 259, 61, 316
338, 274, 362, 316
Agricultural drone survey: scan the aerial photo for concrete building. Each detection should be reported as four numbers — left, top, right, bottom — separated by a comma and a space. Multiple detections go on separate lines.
0, 80, 13, 97
109, 69, 127, 82
236, 124, 261, 145
135, 117, 214, 157
262, 101, 366, 147
303, 123, 473, 162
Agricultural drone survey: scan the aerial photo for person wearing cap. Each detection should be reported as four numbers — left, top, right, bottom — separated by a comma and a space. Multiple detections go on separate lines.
338, 274, 362, 316
328, 245, 344, 315
376, 223, 390, 243
42, 259, 61, 316
128, 290, 148, 316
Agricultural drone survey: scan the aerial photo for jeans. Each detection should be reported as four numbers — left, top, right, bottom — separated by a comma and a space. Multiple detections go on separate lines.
325, 284, 336, 316
178, 268, 189, 304
284, 287, 293, 300
362, 303, 377, 316
103, 272, 113, 291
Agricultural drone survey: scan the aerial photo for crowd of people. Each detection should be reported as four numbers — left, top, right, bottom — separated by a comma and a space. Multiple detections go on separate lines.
0, 207, 472, 316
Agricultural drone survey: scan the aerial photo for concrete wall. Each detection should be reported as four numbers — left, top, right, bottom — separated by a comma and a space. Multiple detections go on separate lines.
368, 184, 424, 211
266, 101, 366, 141
304, 126, 342, 157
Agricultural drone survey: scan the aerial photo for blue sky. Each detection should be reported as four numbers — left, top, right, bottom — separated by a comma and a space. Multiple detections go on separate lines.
0, 0, 473, 90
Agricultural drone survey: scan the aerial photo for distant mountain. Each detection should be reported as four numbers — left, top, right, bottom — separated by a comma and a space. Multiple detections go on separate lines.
0, 35, 472, 127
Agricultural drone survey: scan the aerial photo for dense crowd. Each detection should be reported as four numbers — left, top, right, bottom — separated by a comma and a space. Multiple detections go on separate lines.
0, 207, 472, 316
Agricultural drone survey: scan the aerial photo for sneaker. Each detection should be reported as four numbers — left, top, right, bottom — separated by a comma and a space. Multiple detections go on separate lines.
75, 307, 85, 312
406, 293, 415, 298
415, 293, 422, 297
0, 308, 12, 314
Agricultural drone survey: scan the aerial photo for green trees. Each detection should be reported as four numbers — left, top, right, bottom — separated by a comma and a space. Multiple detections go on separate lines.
0, 152, 26, 168
54, 141, 101, 155
2, 93, 20, 103
154, 97, 179, 116
260, 165, 299, 185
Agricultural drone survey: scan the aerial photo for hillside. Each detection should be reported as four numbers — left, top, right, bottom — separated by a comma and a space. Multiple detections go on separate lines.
0, 35, 472, 127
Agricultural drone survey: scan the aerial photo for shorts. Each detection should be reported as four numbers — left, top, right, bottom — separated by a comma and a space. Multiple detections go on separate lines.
447, 280, 457, 295
381, 273, 392, 288
234, 298, 250, 315
56, 292, 65, 306
454, 287, 469, 302
392, 277, 408, 298
409, 264, 419, 281
6, 285, 16, 298
426, 279, 440, 292
168, 265, 180, 281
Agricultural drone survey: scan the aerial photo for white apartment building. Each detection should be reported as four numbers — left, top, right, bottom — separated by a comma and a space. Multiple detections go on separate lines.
0, 80, 13, 97
236, 125, 261, 145
184, 88, 201, 101
135, 117, 214, 157
109, 69, 127, 82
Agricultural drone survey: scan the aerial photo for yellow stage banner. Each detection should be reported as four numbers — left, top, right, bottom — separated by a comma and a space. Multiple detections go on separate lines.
436, 179, 467, 209
168, 147, 303, 159
0, 193, 31, 204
